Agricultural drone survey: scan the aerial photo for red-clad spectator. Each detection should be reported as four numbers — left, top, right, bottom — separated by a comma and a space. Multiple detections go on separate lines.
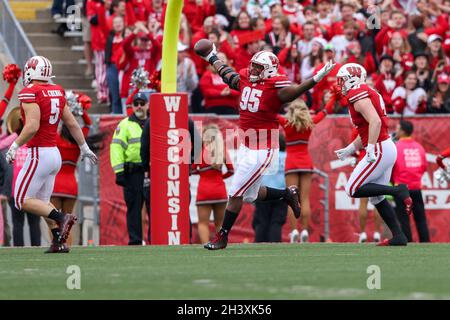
344, 41, 376, 75
199, 52, 239, 115
311, 45, 342, 110
106, 0, 128, 29
265, 3, 288, 33
119, 23, 162, 101
423, 12, 449, 39
265, 15, 294, 55
331, 20, 358, 63
427, 73, 450, 113
372, 55, 403, 113
191, 16, 218, 75
230, 10, 253, 48
278, 44, 301, 83
105, 15, 126, 114
427, 34, 450, 71
208, 29, 235, 64
183, 0, 216, 34
87, 0, 110, 103
282, 0, 303, 26
296, 21, 316, 58
392, 71, 427, 115
148, 0, 164, 23
233, 40, 261, 73
316, 0, 332, 26
375, 10, 408, 56
125, 0, 151, 26
330, 2, 365, 38
251, 15, 266, 32
386, 32, 414, 73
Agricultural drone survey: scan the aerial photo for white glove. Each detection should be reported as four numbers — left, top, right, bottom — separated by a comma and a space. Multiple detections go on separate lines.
80, 143, 98, 164
365, 144, 376, 163
6, 142, 19, 164
435, 169, 450, 184
202, 43, 218, 63
313, 59, 336, 82
334, 143, 356, 161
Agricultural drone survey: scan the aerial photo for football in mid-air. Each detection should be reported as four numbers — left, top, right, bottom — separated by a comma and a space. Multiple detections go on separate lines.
194, 39, 213, 57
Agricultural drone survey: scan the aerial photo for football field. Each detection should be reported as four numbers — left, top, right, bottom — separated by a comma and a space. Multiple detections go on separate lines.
1, 243, 450, 300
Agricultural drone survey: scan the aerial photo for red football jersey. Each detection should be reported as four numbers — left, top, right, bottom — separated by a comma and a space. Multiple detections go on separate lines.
18, 83, 66, 147
345, 84, 390, 147
238, 68, 291, 149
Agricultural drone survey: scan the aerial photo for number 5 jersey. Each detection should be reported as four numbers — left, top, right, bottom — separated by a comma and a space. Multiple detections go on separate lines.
18, 83, 66, 147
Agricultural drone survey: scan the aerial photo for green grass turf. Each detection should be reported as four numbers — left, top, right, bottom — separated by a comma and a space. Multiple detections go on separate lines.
1, 243, 450, 300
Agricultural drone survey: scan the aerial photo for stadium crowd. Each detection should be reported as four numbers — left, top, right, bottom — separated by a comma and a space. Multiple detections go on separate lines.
68, 0, 450, 115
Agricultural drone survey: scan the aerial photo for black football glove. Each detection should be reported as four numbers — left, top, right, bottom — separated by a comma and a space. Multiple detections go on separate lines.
115, 172, 125, 187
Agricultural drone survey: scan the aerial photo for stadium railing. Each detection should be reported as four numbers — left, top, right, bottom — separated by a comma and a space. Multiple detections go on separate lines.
0, 0, 37, 66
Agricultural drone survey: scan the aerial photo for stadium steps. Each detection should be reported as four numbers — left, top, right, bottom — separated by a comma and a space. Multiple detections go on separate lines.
10, 1, 110, 114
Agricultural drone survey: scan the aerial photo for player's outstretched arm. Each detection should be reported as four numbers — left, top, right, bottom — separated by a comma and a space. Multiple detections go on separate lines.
277, 60, 336, 103
61, 106, 98, 164
194, 40, 240, 91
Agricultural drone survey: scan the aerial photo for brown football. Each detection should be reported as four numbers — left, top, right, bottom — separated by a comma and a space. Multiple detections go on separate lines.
194, 39, 213, 57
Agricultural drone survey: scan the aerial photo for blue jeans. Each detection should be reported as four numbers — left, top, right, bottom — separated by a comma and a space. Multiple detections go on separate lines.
106, 64, 122, 114
51, 0, 75, 16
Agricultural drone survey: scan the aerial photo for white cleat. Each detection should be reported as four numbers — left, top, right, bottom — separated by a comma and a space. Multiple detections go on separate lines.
358, 232, 367, 243
300, 229, 309, 243
373, 232, 381, 243
289, 229, 300, 243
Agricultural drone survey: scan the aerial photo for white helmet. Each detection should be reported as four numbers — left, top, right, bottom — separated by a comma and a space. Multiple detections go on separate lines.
336, 63, 367, 94
23, 55, 54, 86
248, 51, 279, 82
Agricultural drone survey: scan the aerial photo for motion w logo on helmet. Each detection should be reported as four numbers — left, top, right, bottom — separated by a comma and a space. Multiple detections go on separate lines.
347, 66, 362, 78
27, 58, 39, 70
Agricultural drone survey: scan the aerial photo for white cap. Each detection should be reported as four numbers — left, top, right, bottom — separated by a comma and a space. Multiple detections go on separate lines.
312, 37, 327, 48
427, 34, 442, 44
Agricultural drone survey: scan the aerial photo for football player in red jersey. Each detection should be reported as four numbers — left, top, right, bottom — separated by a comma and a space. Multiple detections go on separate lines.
195, 40, 335, 250
435, 148, 450, 183
334, 63, 412, 246
5, 56, 97, 253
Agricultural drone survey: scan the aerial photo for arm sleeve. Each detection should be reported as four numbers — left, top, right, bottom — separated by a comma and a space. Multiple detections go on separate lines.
110, 121, 128, 174
123, 33, 136, 59
17, 87, 37, 104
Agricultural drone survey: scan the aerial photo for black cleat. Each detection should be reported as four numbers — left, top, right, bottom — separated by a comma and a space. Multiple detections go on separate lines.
58, 214, 77, 243
45, 243, 70, 253
285, 186, 301, 219
204, 231, 228, 250
397, 184, 413, 216
377, 233, 408, 246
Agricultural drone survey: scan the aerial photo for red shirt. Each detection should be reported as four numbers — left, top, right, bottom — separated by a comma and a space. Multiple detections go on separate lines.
392, 137, 427, 190
18, 83, 66, 147
345, 84, 390, 147
199, 71, 239, 109
237, 69, 290, 149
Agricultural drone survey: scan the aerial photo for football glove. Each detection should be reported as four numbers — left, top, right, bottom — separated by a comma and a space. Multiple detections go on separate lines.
202, 43, 217, 63
313, 60, 336, 83
365, 144, 376, 163
6, 142, 19, 164
334, 143, 356, 161
80, 143, 98, 164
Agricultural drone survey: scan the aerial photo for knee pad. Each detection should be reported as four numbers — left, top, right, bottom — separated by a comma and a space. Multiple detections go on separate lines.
369, 196, 385, 206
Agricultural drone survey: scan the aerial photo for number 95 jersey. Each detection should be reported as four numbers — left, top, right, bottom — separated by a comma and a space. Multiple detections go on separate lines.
18, 83, 66, 147
238, 68, 290, 133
